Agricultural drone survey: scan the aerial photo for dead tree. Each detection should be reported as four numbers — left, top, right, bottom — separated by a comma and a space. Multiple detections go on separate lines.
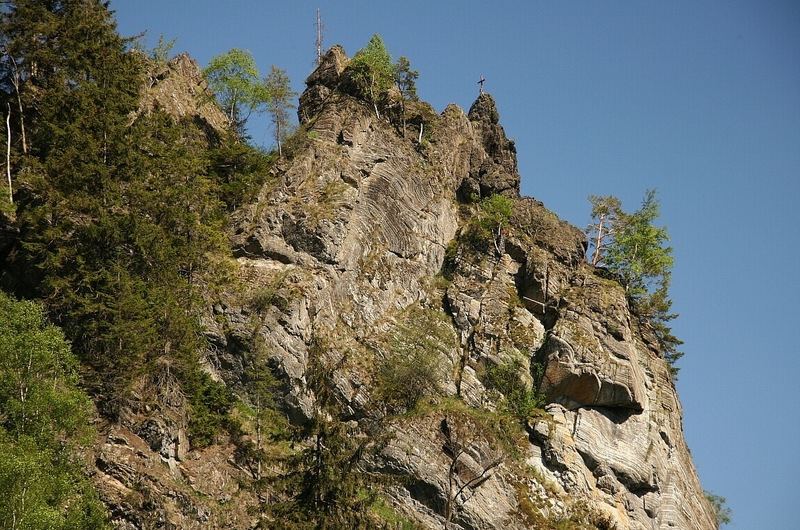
440, 414, 504, 528
314, 8, 324, 66
6, 103, 11, 204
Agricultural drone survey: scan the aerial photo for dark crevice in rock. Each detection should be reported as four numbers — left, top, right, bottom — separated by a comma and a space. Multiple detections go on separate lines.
505, 240, 560, 331
582, 405, 639, 425
233, 243, 294, 266
281, 217, 336, 265
336, 129, 352, 146
405, 479, 445, 515
659, 430, 673, 449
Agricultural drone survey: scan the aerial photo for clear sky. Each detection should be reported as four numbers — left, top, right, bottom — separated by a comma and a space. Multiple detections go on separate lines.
114, 2, 799, 528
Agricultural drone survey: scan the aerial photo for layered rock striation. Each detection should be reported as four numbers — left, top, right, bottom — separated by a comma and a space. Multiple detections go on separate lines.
93, 47, 716, 529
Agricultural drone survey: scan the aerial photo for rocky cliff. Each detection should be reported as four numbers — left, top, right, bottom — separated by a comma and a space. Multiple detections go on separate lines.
93, 47, 716, 530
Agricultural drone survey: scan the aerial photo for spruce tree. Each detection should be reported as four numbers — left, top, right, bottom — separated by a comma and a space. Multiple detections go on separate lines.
0, 1, 248, 423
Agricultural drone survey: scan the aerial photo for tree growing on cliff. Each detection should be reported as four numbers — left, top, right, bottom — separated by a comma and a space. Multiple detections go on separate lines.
262, 66, 296, 157
586, 195, 622, 267
586, 190, 683, 374
348, 34, 394, 118
394, 56, 418, 101
705, 490, 732, 528
204, 48, 266, 131
440, 411, 504, 528
268, 340, 384, 528
464, 194, 514, 254
392, 55, 419, 137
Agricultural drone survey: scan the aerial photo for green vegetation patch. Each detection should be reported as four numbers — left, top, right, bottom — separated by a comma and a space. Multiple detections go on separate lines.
482, 356, 546, 423
373, 304, 457, 413
0, 292, 109, 528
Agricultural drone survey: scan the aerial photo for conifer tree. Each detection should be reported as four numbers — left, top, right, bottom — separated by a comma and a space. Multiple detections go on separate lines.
392, 55, 419, 136
394, 56, 419, 101
262, 66, 296, 157
0, 1, 248, 422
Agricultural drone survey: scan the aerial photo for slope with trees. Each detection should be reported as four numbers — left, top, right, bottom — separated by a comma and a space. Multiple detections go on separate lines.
0, 292, 108, 529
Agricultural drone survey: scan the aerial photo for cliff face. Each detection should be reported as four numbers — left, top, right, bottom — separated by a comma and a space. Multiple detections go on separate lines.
94, 48, 716, 529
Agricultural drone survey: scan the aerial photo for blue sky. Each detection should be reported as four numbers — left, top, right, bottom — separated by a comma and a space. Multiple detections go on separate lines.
114, 2, 799, 527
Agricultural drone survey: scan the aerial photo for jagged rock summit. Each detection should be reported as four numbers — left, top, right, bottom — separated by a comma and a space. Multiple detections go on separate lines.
93, 47, 716, 529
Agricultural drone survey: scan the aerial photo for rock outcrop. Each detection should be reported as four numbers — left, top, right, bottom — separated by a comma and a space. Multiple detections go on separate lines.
136, 53, 229, 136
94, 47, 716, 530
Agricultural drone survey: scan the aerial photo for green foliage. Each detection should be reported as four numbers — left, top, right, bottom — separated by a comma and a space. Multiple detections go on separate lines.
208, 137, 275, 210
586, 190, 683, 375
0, 292, 91, 443
464, 194, 515, 250
203, 48, 267, 131
0, 291, 108, 529
348, 34, 395, 117
605, 190, 673, 298
262, 65, 297, 156
394, 56, 419, 101
483, 357, 545, 422
184, 368, 236, 448
150, 34, 176, 63
705, 490, 732, 528
374, 305, 454, 413
478, 194, 514, 233
0, 2, 269, 449
586, 195, 622, 267
370, 497, 422, 529
266, 342, 385, 529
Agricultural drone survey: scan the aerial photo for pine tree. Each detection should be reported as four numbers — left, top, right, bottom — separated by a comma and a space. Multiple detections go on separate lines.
586, 191, 683, 375
394, 56, 419, 101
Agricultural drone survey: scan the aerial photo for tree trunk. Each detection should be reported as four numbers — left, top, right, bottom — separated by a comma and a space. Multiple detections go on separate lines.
592, 216, 604, 265
10, 57, 26, 154
6, 104, 12, 204
276, 117, 282, 157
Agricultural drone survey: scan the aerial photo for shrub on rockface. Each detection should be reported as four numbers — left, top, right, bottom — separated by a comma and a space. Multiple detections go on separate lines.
374, 305, 455, 413
483, 357, 545, 422
463, 194, 514, 253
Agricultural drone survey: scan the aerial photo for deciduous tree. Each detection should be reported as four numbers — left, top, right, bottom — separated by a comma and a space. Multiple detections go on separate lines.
348, 34, 394, 118
0, 291, 108, 529
204, 48, 264, 131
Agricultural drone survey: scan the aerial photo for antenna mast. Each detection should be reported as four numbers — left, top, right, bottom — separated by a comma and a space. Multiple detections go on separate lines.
315, 8, 324, 66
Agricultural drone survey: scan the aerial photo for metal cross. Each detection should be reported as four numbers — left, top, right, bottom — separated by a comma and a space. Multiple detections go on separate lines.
478, 75, 486, 95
